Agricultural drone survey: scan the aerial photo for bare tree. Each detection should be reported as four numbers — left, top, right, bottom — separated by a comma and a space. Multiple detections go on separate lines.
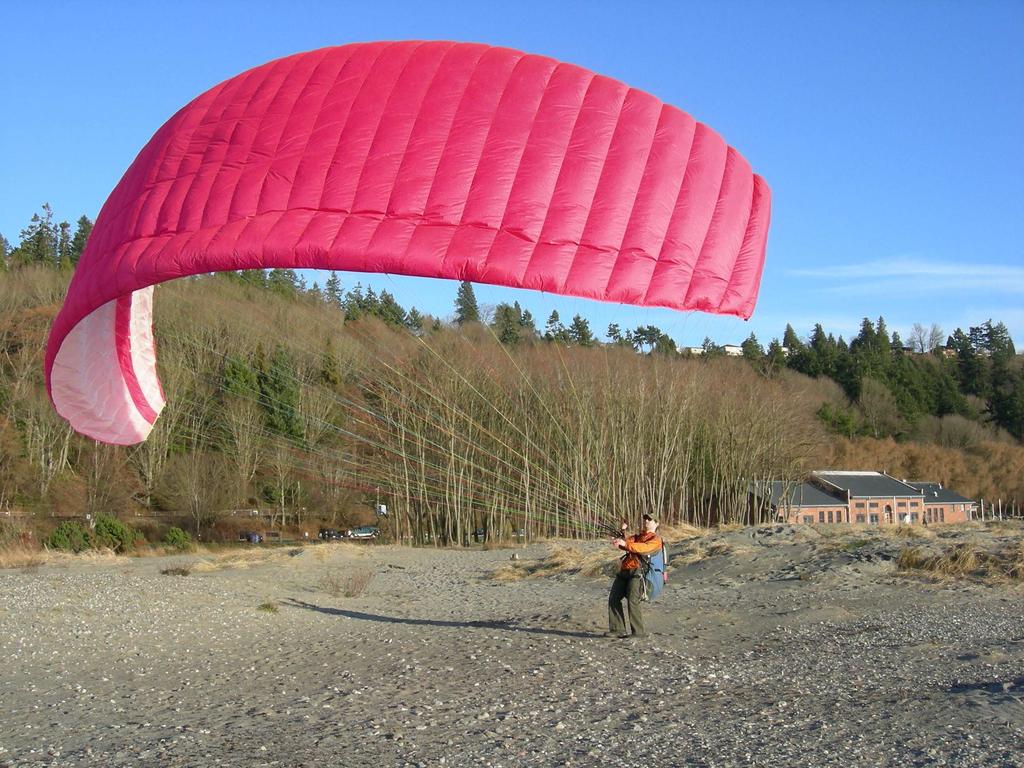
909, 323, 928, 354
222, 397, 266, 504
23, 396, 73, 497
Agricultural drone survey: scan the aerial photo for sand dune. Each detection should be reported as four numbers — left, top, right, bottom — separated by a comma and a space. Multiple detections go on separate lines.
1, 524, 1022, 767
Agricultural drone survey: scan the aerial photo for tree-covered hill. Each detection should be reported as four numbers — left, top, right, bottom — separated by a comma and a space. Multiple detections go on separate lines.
2, 205, 1022, 540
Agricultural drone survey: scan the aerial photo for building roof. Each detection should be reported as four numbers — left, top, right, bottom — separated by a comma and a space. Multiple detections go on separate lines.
812, 471, 923, 498
905, 482, 975, 505
768, 481, 847, 508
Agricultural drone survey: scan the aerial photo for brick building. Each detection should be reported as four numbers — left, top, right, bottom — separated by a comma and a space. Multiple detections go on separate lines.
765, 471, 974, 526
904, 482, 976, 524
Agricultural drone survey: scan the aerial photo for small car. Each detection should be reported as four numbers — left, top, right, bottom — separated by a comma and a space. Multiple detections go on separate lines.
348, 525, 380, 539
318, 528, 344, 540
239, 531, 263, 544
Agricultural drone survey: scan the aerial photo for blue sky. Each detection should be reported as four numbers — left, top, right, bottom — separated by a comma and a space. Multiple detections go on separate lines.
2, 1, 1022, 348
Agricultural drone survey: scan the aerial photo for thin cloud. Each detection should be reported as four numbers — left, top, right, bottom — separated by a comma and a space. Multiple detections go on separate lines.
789, 257, 1024, 293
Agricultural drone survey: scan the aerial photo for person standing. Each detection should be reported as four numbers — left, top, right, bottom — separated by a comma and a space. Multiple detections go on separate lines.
608, 514, 663, 638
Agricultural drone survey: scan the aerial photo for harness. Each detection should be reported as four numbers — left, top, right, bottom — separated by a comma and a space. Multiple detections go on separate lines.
620, 537, 668, 602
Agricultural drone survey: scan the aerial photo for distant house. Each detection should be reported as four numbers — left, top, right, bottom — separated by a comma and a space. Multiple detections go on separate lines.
904, 482, 976, 524
723, 344, 743, 357
763, 470, 974, 526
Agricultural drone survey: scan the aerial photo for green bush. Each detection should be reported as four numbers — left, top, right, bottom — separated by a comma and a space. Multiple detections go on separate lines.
46, 521, 92, 553
163, 526, 193, 551
92, 514, 138, 553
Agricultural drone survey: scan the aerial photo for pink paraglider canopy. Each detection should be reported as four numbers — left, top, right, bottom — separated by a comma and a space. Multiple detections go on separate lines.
46, 41, 771, 445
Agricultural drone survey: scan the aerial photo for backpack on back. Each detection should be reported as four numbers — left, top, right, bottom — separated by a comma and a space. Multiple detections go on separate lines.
641, 542, 669, 601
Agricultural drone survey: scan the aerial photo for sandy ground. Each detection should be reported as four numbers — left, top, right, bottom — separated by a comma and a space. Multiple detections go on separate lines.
1, 524, 1023, 768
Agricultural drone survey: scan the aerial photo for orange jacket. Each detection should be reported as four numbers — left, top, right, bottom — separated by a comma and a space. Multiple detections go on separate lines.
618, 531, 663, 572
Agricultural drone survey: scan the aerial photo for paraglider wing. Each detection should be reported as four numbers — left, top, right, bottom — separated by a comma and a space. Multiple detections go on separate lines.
45, 41, 771, 445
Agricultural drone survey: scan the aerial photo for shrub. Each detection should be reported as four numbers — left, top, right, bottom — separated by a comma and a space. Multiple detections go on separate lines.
163, 526, 193, 551
46, 521, 92, 553
319, 568, 375, 597
160, 565, 192, 576
92, 514, 138, 553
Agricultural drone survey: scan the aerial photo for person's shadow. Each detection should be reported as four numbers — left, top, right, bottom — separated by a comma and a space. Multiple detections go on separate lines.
284, 599, 603, 639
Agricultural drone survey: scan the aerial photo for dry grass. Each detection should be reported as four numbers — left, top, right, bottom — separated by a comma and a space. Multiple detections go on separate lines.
881, 525, 937, 540
658, 522, 705, 542
319, 568, 376, 597
898, 541, 1024, 583
310, 541, 365, 562
489, 544, 618, 582
257, 600, 279, 613
0, 545, 46, 570
1, 542, 212, 570
191, 547, 304, 572
716, 522, 747, 533
675, 539, 735, 564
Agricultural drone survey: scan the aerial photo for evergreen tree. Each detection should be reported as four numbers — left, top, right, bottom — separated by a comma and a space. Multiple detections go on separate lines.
259, 345, 303, 440
782, 324, 803, 352
544, 310, 568, 342
56, 220, 72, 271
950, 327, 989, 398
267, 268, 299, 296
992, 371, 1024, 441
765, 339, 787, 376
700, 336, 725, 358
492, 303, 524, 345
741, 332, 765, 362
651, 332, 677, 355
342, 284, 365, 320
324, 271, 343, 308
454, 281, 480, 325
17, 203, 58, 266
567, 314, 595, 346
519, 306, 537, 337
223, 355, 260, 397
786, 324, 818, 377
69, 215, 93, 266
607, 323, 623, 344
984, 320, 1016, 362
0, 234, 9, 271
377, 290, 407, 326
406, 307, 424, 333
320, 339, 341, 388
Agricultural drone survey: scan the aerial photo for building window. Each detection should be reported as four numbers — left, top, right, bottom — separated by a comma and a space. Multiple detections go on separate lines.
855, 502, 865, 509
836, 510, 845, 523
869, 502, 879, 509
897, 501, 907, 508
819, 511, 825, 524
827, 510, 833, 523
910, 513, 918, 523
856, 514, 866, 524
940, 509, 945, 522
803, 515, 813, 525
869, 514, 879, 525
910, 501, 919, 507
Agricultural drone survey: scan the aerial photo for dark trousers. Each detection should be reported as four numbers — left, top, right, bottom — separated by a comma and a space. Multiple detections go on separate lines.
608, 571, 646, 636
